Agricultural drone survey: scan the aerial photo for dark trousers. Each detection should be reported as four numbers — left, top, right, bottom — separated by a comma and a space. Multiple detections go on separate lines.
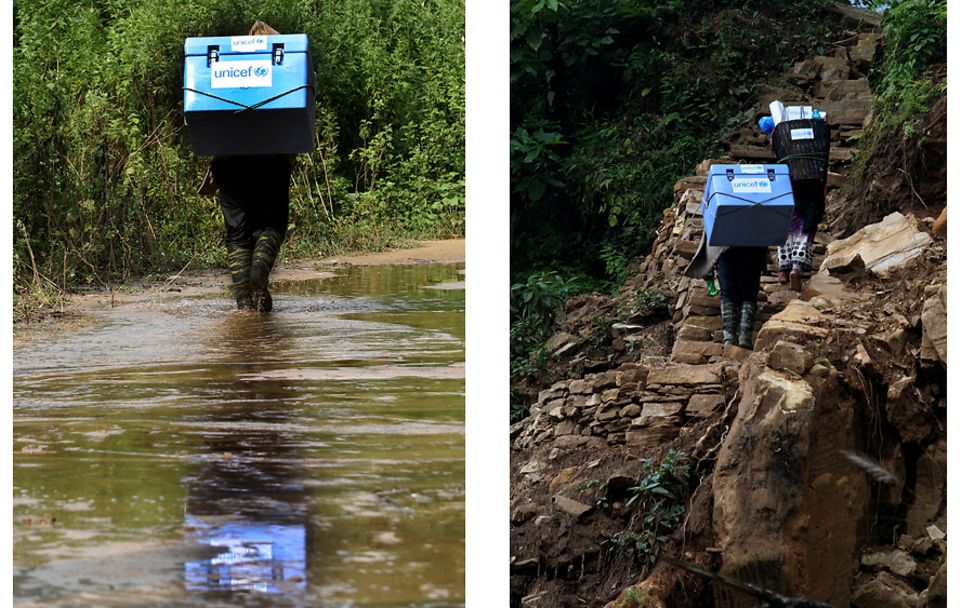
211, 155, 292, 248
716, 247, 767, 305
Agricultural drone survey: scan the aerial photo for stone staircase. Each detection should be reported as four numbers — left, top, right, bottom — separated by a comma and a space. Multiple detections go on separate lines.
513, 31, 881, 465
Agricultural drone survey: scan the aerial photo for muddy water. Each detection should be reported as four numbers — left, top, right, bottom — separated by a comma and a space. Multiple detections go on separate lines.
13, 264, 465, 607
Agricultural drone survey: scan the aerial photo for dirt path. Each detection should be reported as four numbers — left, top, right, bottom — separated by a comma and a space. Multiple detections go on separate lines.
14, 239, 464, 340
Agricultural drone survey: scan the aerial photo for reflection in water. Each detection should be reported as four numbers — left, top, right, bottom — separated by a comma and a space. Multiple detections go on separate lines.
13, 263, 465, 606
184, 314, 310, 600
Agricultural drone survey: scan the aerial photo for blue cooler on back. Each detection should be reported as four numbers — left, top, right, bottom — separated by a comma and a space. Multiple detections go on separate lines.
183, 34, 315, 156
702, 164, 795, 247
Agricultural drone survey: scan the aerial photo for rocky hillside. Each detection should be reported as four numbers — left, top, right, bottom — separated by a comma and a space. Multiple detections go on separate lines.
510, 30, 946, 608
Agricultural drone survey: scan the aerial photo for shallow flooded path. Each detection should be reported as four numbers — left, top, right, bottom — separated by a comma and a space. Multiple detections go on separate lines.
13, 263, 465, 607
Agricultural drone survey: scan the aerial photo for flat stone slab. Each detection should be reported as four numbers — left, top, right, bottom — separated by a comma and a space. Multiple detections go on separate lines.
646, 364, 723, 386
822, 212, 932, 276
755, 300, 832, 351
553, 494, 593, 518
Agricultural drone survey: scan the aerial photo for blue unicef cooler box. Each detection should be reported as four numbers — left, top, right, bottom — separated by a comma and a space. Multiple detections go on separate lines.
183, 34, 315, 155
702, 164, 795, 247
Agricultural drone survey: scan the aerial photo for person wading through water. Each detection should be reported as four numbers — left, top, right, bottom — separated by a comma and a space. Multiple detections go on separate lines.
202, 20, 294, 313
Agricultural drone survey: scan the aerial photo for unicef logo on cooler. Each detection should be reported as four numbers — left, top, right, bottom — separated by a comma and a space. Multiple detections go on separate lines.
211, 60, 273, 89
730, 177, 772, 194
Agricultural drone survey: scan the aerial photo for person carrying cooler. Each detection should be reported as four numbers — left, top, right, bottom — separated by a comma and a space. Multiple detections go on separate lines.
688, 243, 765, 349
199, 20, 294, 312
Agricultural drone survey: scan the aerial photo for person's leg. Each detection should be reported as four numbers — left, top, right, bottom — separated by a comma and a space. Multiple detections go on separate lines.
716, 251, 741, 345
737, 247, 766, 349
249, 155, 293, 313
218, 188, 256, 309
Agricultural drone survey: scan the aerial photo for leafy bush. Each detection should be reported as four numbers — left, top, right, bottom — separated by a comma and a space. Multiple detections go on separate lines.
603, 449, 691, 566
870, 0, 946, 134
510, 270, 584, 389
13, 0, 464, 298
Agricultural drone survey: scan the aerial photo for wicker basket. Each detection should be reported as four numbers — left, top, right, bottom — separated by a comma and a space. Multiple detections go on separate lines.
771, 119, 830, 182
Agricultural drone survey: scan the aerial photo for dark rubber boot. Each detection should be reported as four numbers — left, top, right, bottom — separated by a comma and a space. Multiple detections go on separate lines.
251, 228, 283, 313
228, 244, 254, 309
719, 297, 740, 345
739, 301, 757, 349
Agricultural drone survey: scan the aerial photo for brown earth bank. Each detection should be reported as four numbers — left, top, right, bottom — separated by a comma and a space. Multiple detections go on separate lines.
13, 239, 464, 340
511, 30, 946, 608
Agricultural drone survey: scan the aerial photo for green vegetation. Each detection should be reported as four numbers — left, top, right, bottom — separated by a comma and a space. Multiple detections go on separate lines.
603, 449, 691, 566
864, 0, 946, 139
13, 0, 464, 314
510, 271, 585, 389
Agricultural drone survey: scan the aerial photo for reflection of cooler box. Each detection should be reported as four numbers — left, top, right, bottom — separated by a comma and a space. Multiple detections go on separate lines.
183, 34, 316, 155
702, 164, 795, 247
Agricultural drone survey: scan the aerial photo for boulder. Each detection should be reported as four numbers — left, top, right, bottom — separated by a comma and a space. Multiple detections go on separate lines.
553, 494, 593, 518
885, 376, 936, 445
850, 572, 919, 608
905, 439, 947, 535
822, 213, 933, 276
861, 549, 918, 578
625, 417, 680, 449
712, 361, 869, 606
755, 370, 815, 413
671, 339, 723, 364
754, 300, 832, 350
547, 466, 578, 492
803, 274, 856, 301
821, 99, 874, 125
569, 378, 594, 395
920, 562, 946, 608
646, 364, 723, 386
677, 323, 716, 342
686, 394, 724, 417
545, 332, 576, 353
815, 78, 873, 101
768, 340, 811, 375
512, 503, 540, 525
920, 284, 946, 364
849, 33, 880, 64
638, 402, 684, 418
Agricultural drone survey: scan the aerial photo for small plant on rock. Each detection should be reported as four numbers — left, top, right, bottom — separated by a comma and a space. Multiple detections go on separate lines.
602, 449, 691, 567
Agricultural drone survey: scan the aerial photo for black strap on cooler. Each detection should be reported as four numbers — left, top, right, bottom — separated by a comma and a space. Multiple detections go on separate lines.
183, 84, 314, 115
703, 173, 794, 220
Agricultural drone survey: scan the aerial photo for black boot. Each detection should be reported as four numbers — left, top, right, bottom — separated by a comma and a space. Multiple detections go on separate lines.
719, 297, 740, 346
251, 228, 283, 313
738, 301, 757, 349
227, 244, 254, 309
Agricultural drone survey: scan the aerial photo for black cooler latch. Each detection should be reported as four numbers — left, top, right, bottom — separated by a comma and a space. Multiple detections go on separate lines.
767, 168, 776, 182
272, 43, 285, 65
207, 45, 219, 66
725, 168, 735, 182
